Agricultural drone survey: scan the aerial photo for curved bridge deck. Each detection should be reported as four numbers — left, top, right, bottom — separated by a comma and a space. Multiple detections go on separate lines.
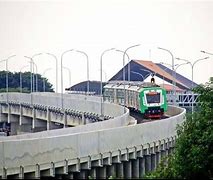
0, 92, 186, 179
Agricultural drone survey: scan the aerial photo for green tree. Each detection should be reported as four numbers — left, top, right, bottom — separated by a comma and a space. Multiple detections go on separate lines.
146, 78, 213, 179
0, 71, 54, 92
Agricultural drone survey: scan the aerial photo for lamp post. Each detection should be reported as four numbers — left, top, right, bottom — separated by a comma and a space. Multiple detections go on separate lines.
158, 47, 175, 104
122, 44, 141, 112
24, 56, 35, 105
75, 50, 89, 94
100, 48, 115, 117
42, 68, 52, 92
173, 62, 190, 97
98, 69, 107, 82
176, 56, 209, 114
24, 56, 34, 93
61, 49, 74, 109
201, 50, 213, 56
4, 55, 16, 103
139, 68, 153, 80
123, 44, 141, 82
102, 69, 107, 82
45, 53, 58, 93
159, 62, 179, 88
31, 53, 42, 92
131, 71, 144, 81
159, 62, 171, 88
31, 61, 38, 92
0, 59, 6, 89
115, 49, 130, 81
20, 64, 30, 93
63, 66, 71, 90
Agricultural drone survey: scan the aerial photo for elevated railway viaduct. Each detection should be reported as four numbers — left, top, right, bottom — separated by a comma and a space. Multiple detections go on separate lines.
0, 92, 186, 179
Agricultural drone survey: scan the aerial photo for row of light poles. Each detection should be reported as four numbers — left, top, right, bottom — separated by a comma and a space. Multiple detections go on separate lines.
1, 47, 212, 116
99, 45, 211, 116
60, 49, 89, 109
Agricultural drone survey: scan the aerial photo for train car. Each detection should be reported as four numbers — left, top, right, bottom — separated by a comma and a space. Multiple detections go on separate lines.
103, 81, 168, 118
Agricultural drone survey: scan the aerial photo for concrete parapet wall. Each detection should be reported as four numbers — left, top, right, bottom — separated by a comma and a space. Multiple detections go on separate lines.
0, 105, 186, 178
0, 93, 123, 116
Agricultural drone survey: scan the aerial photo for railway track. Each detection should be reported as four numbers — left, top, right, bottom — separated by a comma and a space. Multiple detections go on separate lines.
129, 110, 169, 124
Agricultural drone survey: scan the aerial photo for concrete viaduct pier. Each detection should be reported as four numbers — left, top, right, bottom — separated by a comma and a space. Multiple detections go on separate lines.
0, 92, 186, 179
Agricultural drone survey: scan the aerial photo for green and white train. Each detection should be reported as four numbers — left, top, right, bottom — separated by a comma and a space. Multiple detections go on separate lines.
103, 81, 168, 118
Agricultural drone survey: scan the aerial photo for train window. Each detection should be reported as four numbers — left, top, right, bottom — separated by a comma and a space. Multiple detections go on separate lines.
146, 92, 160, 104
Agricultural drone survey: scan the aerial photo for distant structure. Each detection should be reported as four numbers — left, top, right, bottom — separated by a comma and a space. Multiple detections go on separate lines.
65, 81, 107, 95
66, 60, 198, 95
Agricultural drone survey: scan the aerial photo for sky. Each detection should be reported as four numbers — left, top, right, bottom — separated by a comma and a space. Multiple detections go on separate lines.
0, 0, 213, 93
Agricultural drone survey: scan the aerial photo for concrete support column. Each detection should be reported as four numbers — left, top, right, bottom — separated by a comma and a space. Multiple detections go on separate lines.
35, 164, 40, 179
89, 168, 96, 179
160, 149, 166, 160
124, 161, 132, 179
155, 152, 160, 168
47, 108, 51, 130
19, 166, 24, 179
50, 162, 55, 177
145, 154, 151, 174
82, 113, 86, 125
78, 170, 87, 179
67, 173, 74, 179
165, 148, 169, 156
151, 153, 156, 171
158, 150, 162, 163
107, 163, 116, 178
17, 116, 32, 134
19, 104, 23, 125
7, 104, 11, 123
10, 121, 19, 135
132, 158, 139, 178
116, 162, 124, 179
63, 111, 67, 128
139, 157, 145, 178
2, 167, 7, 179
97, 166, 107, 179
32, 106, 36, 131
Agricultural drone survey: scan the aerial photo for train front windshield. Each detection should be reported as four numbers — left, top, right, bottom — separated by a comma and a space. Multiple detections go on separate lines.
146, 92, 160, 104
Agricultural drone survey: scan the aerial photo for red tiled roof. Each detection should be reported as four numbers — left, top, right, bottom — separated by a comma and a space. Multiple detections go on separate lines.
134, 60, 187, 88
159, 84, 185, 92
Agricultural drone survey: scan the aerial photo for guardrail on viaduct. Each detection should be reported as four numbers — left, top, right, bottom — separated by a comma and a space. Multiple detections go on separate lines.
0, 93, 186, 179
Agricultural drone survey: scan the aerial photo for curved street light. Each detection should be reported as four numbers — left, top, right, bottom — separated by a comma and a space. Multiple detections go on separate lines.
139, 68, 153, 80
63, 66, 71, 90
131, 71, 144, 81
98, 69, 107, 82
122, 44, 141, 112
201, 50, 213, 56
75, 50, 89, 94
19, 64, 30, 93
158, 47, 175, 104
24, 56, 35, 105
115, 49, 130, 81
4, 55, 16, 103
0, 59, 6, 87
31, 61, 38, 92
173, 62, 190, 96
31, 53, 42, 92
123, 44, 141, 82
24, 56, 35, 93
176, 56, 209, 114
60, 49, 74, 109
159, 62, 179, 88
45, 53, 58, 93
100, 48, 115, 118
42, 68, 52, 92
